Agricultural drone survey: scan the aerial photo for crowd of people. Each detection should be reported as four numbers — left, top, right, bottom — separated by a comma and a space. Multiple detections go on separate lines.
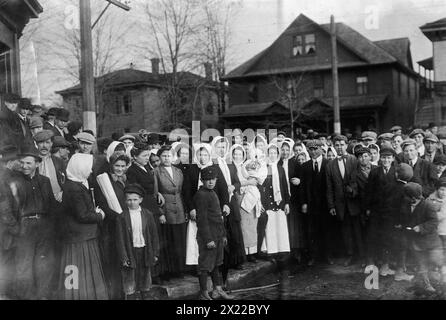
2, 91, 446, 300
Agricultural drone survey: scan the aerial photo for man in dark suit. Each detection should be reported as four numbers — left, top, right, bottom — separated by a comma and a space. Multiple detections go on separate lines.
402, 138, 437, 197
42, 108, 58, 131
51, 109, 70, 138
326, 135, 362, 267
300, 140, 333, 266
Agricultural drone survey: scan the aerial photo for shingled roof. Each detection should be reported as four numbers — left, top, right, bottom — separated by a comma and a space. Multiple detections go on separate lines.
223, 14, 415, 80
420, 17, 446, 30
57, 68, 218, 95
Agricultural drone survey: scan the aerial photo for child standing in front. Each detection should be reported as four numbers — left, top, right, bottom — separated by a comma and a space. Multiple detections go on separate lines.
195, 166, 234, 300
116, 184, 160, 300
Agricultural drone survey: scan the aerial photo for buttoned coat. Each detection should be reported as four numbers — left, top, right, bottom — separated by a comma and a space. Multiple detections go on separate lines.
154, 165, 186, 225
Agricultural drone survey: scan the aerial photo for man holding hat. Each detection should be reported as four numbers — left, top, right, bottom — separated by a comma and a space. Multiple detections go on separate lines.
77, 132, 96, 155
401, 138, 436, 197
326, 135, 362, 267
422, 132, 442, 164
34, 130, 66, 203
361, 131, 377, 147
9, 146, 57, 299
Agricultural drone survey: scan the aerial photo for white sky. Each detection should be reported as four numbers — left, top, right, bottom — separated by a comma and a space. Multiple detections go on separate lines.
20, 0, 446, 106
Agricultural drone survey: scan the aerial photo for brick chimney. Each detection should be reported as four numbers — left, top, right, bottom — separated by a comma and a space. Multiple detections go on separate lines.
151, 58, 160, 75
204, 62, 213, 81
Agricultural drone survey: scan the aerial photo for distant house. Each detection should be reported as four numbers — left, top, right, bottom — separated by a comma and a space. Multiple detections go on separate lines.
0, 0, 42, 96
57, 60, 222, 138
221, 14, 419, 135
415, 18, 446, 127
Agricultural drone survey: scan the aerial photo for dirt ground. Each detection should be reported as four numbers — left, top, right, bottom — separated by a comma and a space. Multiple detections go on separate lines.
233, 259, 446, 300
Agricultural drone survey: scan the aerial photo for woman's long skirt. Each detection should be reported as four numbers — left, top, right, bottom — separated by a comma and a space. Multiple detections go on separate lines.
158, 222, 187, 276
264, 210, 290, 255
238, 195, 258, 255
224, 194, 246, 267
59, 238, 109, 300
287, 202, 305, 250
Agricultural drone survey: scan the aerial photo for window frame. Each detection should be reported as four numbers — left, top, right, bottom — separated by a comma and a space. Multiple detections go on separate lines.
291, 33, 316, 58
356, 75, 369, 95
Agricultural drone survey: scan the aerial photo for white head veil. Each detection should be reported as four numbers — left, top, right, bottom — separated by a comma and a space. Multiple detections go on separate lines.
67, 153, 94, 189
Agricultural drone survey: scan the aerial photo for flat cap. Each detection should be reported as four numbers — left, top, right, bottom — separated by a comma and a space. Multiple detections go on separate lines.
355, 146, 371, 157
124, 183, 146, 197
201, 166, 218, 180
31, 105, 43, 112
52, 136, 71, 148
306, 140, 322, 149
378, 133, 394, 140
424, 132, 439, 143
34, 129, 54, 143
403, 182, 423, 200
434, 154, 446, 166
409, 128, 425, 138
380, 147, 396, 157
119, 134, 136, 142
56, 108, 70, 122
29, 116, 43, 129
361, 131, 377, 140
401, 138, 417, 150
18, 98, 32, 110
77, 132, 96, 144
390, 125, 402, 132
157, 145, 172, 157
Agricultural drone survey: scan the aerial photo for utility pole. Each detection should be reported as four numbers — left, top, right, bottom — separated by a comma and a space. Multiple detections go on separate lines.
330, 15, 341, 135
79, 0, 130, 136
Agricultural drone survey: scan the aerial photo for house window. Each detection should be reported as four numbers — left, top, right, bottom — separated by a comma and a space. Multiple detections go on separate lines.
0, 50, 12, 94
292, 34, 316, 57
248, 84, 258, 103
356, 76, 368, 95
205, 102, 214, 115
313, 74, 324, 97
442, 106, 446, 122
115, 93, 132, 114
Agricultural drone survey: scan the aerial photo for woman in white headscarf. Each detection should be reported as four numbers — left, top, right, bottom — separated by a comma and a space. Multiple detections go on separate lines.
171, 142, 190, 174
211, 136, 246, 274
59, 153, 108, 300
258, 144, 291, 280
230, 144, 264, 262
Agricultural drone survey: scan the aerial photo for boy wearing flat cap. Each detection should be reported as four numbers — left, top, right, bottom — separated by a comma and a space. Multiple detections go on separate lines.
433, 154, 446, 179
422, 133, 442, 164
401, 182, 446, 293
116, 183, 160, 300
194, 166, 233, 300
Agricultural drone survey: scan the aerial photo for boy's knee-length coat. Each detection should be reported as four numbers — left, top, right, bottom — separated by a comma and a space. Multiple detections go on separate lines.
115, 208, 160, 268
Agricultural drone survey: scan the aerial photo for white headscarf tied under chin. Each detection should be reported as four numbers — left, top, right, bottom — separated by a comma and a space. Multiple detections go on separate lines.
67, 153, 94, 189
267, 143, 282, 205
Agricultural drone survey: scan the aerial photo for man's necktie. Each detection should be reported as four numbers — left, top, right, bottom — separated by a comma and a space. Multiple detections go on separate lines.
314, 161, 318, 173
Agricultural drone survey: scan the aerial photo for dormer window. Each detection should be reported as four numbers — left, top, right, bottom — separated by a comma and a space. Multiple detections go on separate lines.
292, 34, 316, 57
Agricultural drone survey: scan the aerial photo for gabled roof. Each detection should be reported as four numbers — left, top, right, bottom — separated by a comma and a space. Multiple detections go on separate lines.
57, 68, 217, 95
221, 101, 288, 118
418, 57, 433, 70
420, 17, 446, 31
223, 14, 415, 80
373, 38, 413, 69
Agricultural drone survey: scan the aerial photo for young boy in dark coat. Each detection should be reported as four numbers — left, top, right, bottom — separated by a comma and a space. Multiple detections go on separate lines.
401, 182, 446, 293
116, 184, 160, 300
195, 166, 234, 301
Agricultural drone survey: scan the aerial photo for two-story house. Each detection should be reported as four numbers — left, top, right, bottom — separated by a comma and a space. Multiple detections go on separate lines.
416, 18, 446, 127
221, 14, 419, 135
57, 60, 221, 138
0, 0, 42, 97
